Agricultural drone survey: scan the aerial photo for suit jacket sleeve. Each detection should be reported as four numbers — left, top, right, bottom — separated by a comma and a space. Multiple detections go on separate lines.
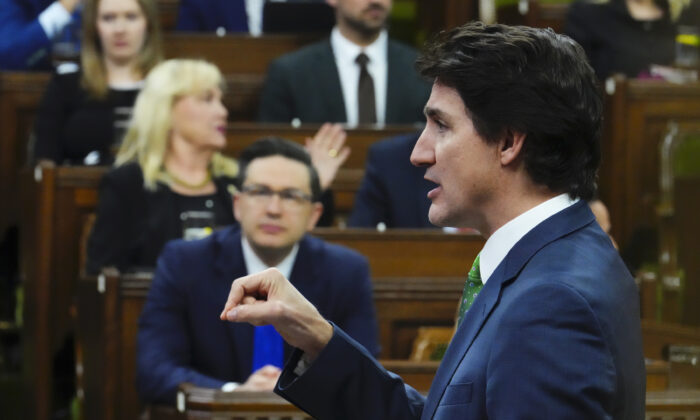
137, 242, 227, 405
276, 325, 425, 420
258, 58, 295, 123
486, 282, 617, 418
347, 144, 388, 228
0, 0, 51, 70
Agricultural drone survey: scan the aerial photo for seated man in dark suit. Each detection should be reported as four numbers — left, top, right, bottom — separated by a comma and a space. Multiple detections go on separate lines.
136, 137, 379, 405
175, 0, 331, 36
348, 131, 435, 228
258, 0, 430, 126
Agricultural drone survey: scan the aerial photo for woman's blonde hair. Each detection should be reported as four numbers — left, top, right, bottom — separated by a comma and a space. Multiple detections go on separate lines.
81, 0, 163, 98
115, 59, 238, 190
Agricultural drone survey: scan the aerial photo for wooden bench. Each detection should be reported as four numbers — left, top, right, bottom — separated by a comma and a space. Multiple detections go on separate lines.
145, 386, 700, 420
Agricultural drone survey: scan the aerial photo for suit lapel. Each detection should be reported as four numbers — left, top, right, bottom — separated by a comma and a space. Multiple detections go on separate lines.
423, 201, 594, 418
214, 228, 255, 376
385, 42, 403, 123
316, 41, 347, 121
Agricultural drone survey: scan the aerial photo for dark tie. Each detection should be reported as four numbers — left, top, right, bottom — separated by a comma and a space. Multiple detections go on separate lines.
356, 52, 376, 124
457, 254, 483, 326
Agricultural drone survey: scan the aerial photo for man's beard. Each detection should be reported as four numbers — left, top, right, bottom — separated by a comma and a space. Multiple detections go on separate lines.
343, 7, 387, 38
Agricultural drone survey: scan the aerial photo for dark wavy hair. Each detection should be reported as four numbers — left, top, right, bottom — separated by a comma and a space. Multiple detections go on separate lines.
237, 137, 322, 202
417, 22, 602, 200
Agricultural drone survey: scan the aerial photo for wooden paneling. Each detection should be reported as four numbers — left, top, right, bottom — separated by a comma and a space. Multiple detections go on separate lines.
0, 72, 51, 236
600, 77, 700, 255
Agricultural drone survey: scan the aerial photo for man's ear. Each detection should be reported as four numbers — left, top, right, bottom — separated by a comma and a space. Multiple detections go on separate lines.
326, 0, 338, 7
499, 130, 526, 167
306, 202, 324, 231
233, 194, 242, 222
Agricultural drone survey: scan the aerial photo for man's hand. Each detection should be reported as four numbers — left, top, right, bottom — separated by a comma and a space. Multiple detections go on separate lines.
220, 268, 333, 360
305, 123, 350, 191
59, 0, 81, 13
236, 365, 281, 392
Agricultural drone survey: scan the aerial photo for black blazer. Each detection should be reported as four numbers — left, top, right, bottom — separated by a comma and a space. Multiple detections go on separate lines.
86, 163, 237, 274
258, 38, 430, 124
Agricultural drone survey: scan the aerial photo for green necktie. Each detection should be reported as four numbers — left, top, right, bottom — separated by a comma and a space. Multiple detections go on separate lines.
457, 254, 483, 326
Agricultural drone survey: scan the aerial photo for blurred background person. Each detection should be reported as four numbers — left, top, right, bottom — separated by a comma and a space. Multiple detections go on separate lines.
258, 0, 429, 126
0, 0, 82, 70
86, 59, 347, 275
564, 0, 700, 80
175, 0, 330, 36
137, 137, 378, 405
348, 131, 434, 228
86, 59, 238, 274
32, 0, 162, 165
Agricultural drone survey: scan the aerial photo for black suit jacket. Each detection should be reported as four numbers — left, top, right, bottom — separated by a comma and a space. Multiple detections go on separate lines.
258, 38, 430, 124
86, 163, 237, 274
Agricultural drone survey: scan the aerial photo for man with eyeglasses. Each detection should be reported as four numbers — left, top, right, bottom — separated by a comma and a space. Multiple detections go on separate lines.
136, 137, 379, 406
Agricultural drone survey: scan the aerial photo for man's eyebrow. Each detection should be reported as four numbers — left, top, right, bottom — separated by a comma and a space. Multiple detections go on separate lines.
424, 106, 446, 120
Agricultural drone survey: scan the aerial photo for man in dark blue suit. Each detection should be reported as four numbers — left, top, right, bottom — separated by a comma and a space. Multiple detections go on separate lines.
0, 0, 81, 70
136, 137, 378, 405
348, 131, 434, 228
258, 0, 429, 126
222, 22, 646, 419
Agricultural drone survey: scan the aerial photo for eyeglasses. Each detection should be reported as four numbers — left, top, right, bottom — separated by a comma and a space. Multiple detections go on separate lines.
240, 184, 313, 207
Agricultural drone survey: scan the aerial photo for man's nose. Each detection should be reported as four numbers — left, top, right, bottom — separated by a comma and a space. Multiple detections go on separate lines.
410, 130, 434, 168
265, 194, 283, 214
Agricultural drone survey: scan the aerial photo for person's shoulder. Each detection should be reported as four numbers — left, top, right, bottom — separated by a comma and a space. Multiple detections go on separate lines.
271, 38, 331, 67
162, 225, 239, 261
371, 132, 420, 155
387, 38, 420, 59
303, 234, 368, 267
104, 162, 144, 184
567, 0, 612, 16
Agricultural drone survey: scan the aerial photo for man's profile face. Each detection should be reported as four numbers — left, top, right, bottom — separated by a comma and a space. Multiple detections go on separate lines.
328, 0, 392, 35
234, 155, 322, 256
410, 82, 501, 230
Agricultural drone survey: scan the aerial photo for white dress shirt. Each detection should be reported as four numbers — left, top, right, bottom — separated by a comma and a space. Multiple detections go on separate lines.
330, 27, 388, 127
38, 1, 74, 39
241, 236, 298, 279
479, 193, 579, 284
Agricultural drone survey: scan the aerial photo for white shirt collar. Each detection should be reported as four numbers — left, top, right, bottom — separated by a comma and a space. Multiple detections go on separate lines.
330, 27, 388, 126
479, 193, 578, 284
330, 26, 388, 67
241, 236, 299, 279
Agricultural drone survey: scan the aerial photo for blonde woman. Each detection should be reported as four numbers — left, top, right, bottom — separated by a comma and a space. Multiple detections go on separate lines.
86, 59, 239, 274
33, 0, 162, 164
